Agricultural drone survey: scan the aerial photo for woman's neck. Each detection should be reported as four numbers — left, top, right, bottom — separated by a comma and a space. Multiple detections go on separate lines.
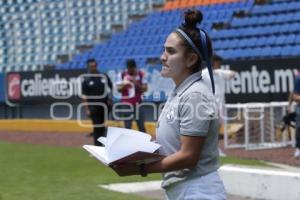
173, 71, 192, 87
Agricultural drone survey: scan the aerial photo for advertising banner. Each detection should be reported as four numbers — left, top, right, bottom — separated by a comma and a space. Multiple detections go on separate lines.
225, 58, 300, 103
5, 70, 85, 104
107, 58, 300, 103
5, 57, 300, 105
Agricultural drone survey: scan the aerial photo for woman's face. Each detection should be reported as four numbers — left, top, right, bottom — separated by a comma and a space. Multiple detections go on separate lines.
160, 32, 189, 79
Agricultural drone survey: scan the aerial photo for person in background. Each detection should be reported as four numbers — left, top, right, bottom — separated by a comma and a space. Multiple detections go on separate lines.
203, 54, 236, 156
116, 59, 148, 132
288, 71, 300, 158
112, 9, 226, 200
81, 59, 113, 146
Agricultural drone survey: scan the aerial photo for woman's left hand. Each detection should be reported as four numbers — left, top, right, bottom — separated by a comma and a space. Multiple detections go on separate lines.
111, 163, 140, 177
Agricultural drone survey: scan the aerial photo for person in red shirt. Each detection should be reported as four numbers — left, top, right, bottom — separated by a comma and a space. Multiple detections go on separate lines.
117, 59, 148, 132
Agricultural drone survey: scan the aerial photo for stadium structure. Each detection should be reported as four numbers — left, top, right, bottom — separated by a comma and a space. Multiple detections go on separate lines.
0, 0, 300, 150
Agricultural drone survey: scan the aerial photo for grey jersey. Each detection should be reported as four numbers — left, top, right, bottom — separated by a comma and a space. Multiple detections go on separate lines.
156, 71, 220, 188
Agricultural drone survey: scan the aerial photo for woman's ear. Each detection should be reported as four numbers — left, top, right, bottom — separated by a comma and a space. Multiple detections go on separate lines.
187, 53, 198, 68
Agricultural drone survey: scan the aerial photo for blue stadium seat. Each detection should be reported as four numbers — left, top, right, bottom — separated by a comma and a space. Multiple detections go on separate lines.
237, 38, 247, 48
260, 46, 272, 57
253, 47, 263, 58
275, 35, 286, 46
280, 46, 293, 57
248, 17, 259, 26
286, 34, 296, 45
221, 39, 230, 49
265, 36, 277, 46
288, 22, 300, 33
295, 34, 300, 44
237, 48, 249, 59
226, 39, 239, 49
290, 45, 300, 56
270, 46, 282, 57
246, 38, 257, 48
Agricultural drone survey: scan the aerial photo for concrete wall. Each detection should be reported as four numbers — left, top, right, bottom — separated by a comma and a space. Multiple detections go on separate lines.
0, 103, 159, 121
220, 165, 300, 200
101, 165, 300, 200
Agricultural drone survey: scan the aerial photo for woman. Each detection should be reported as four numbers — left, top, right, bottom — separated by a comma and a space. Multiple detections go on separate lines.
113, 9, 226, 200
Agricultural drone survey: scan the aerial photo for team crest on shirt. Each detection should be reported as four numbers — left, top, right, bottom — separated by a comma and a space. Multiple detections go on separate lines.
166, 106, 176, 122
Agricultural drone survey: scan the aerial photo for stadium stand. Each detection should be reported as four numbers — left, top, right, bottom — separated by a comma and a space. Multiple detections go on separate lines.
216, 0, 300, 59
57, 0, 254, 70
1, 0, 300, 156
1, 0, 300, 72
0, 0, 165, 72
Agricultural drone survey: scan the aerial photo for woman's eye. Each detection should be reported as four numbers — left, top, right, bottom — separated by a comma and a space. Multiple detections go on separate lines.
167, 49, 175, 54
163, 47, 176, 54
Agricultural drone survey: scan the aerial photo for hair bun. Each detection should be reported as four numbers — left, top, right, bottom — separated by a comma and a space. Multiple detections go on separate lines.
183, 9, 203, 28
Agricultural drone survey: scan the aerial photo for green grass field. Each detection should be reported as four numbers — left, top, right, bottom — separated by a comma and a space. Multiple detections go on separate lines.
0, 141, 269, 200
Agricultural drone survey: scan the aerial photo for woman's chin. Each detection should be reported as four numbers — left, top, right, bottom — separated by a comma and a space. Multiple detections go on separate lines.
160, 71, 169, 77
161, 69, 170, 77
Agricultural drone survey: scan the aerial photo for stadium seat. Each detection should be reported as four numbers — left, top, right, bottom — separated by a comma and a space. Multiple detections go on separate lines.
280, 46, 293, 57
275, 35, 286, 46
290, 45, 300, 56
270, 46, 282, 57
246, 38, 257, 48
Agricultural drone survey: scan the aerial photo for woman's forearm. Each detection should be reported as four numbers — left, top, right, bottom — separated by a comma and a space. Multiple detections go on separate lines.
145, 151, 198, 174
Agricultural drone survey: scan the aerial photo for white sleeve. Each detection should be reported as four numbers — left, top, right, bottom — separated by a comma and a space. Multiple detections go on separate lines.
215, 69, 235, 80
141, 71, 147, 84
116, 72, 123, 85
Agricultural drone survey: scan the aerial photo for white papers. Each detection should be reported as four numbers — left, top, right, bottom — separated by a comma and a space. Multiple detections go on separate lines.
97, 137, 107, 146
83, 127, 162, 166
83, 145, 109, 165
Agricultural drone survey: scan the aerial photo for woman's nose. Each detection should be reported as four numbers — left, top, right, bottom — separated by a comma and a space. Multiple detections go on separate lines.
160, 51, 166, 62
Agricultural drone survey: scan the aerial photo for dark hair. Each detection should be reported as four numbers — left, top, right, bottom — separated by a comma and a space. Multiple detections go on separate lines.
212, 54, 223, 62
86, 58, 97, 65
126, 59, 136, 68
176, 9, 213, 72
